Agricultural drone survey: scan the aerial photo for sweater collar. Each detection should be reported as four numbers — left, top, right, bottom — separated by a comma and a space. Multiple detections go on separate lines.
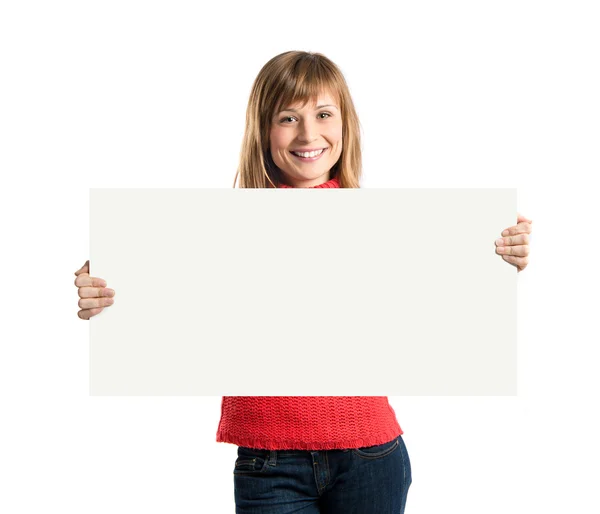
278, 176, 340, 189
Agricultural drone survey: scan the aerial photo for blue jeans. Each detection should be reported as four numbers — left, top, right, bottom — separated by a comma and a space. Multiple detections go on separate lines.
233, 435, 412, 513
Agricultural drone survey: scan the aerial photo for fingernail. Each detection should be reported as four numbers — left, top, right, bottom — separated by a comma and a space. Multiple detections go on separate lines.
495, 238, 504, 246
105, 289, 115, 297
99, 280, 107, 287
497, 246, 505, 253
106, 298, 114, 305
501, 230, 509, 236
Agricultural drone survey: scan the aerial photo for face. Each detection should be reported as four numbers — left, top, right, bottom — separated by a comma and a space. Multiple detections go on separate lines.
269, 90, 343, 188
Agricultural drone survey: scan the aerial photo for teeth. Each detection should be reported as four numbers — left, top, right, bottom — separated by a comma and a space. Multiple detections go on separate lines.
292, 149, 324, 158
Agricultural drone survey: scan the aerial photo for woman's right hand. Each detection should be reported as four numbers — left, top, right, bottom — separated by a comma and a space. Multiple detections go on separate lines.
74, 260, 115, 320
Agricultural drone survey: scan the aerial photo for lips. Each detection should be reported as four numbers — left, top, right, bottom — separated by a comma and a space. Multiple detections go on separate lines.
291, 148, 326, 157
290, 148, 327, 162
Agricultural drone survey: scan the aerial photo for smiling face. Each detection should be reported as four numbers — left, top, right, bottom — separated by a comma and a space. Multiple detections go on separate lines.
269, 90, 343, 188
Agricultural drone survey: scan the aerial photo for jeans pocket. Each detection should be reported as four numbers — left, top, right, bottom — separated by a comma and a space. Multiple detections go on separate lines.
351, 436, 400, 460
233, 447, 269, 475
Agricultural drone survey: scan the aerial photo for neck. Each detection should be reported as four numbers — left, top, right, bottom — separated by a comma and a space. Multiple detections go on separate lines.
280, 171, 332, 188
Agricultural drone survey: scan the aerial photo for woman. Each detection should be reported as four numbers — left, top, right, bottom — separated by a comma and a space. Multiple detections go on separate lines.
75, 51, 532, 513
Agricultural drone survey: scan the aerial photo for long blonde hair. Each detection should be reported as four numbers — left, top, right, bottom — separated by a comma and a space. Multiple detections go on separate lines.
232, 51, 362, 189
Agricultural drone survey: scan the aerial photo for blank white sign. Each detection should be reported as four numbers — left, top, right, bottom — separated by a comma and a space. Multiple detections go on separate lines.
90, 189, 516, 396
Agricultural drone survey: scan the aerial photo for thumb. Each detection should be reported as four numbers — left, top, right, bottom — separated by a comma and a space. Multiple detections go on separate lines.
74, 260, 90, 276
517, 213, 533, 223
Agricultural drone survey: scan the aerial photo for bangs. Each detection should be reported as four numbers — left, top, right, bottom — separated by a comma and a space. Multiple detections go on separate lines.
269, 57, 342, 117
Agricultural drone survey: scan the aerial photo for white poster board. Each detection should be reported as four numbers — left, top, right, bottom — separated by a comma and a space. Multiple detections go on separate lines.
90, 189, 516, 396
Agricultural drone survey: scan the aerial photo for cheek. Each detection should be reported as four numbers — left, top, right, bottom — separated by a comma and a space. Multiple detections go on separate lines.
332, 127, 343, 152
330, 123, 343, 145
269, 129, 289, 152
268, 131, 289, 168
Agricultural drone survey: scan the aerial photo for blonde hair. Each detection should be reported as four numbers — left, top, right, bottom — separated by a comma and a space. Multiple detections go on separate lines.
232, 51, 362, 189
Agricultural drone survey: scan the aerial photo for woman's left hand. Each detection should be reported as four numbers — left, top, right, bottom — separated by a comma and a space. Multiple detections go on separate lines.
495, 213, 533, 272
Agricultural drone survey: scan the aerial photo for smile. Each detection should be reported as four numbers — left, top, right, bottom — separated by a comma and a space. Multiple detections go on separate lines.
290, 148, 327, 161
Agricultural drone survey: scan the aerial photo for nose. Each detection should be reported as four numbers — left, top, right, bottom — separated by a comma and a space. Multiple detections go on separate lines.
296, 118, 318, 143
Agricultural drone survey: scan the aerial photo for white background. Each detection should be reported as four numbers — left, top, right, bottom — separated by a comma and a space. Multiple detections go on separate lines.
1, 1, 598, 513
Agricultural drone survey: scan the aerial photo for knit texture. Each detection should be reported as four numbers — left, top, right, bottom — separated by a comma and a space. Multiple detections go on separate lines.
216, 397, 403, 450
278, 176, 340, 188
215, 174, 403, 450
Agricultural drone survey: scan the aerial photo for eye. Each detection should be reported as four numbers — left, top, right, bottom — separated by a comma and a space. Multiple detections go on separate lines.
318, 112, 332, 119
280, 116, 296, 123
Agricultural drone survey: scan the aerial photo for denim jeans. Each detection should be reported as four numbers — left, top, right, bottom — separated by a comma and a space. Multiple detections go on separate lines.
233, 435, 412, 513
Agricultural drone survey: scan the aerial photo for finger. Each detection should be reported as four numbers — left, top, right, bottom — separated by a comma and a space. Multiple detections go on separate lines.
501, 222, 533, 237
78, 297, 115, 310
74, 260, 90, 276
517, 213, 533, 224
74, 273, 107, 288
78, 287, 115, 299
495, 233, 530, 247
496, 244, 530, 257
77, 307, 104, 320
502, 254, 529, 269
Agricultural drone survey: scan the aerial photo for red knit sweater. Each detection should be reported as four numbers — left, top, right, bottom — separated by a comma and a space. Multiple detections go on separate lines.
215, 174, 404, 450
278, 176, 341, 188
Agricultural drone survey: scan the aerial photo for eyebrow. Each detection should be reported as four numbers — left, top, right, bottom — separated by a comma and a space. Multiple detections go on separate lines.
277, 104, 339, 114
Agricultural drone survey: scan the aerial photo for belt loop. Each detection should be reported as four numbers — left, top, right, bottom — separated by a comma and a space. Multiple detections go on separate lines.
268, 450, 277, 466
